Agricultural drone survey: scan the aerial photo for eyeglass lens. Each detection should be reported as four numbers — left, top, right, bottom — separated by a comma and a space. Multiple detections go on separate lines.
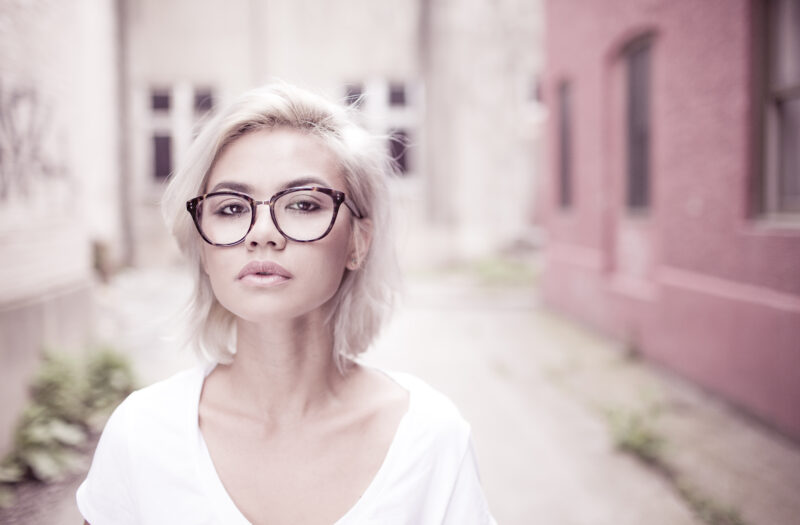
197, 190, 337, 244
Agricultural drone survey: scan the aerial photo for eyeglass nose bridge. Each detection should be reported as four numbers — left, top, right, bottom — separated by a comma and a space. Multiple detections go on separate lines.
246, 198, 283, 240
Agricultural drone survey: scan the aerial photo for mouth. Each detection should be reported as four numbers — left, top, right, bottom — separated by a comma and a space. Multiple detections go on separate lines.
237, 260, 293, 285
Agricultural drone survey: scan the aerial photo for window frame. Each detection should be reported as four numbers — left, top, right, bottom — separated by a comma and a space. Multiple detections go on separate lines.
756, 0, 800, 221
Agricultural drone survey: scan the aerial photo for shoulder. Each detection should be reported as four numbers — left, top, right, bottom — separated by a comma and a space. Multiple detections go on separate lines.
345, 371, 493, 522
96, 365, 207, 452
124, 365, 206, 418
77, 365, 214, 523
387, 371, 467, 422
129, 364, 207, 406
383, 370, 472, 451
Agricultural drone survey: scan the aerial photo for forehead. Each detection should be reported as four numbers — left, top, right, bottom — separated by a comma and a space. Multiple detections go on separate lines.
205, 127, 345, 195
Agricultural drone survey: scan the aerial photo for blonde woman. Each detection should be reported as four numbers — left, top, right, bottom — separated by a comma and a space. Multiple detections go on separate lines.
76, 83, 495, 524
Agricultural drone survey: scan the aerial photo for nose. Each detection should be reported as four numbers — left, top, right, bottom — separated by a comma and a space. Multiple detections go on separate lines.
244, 203, 286, 250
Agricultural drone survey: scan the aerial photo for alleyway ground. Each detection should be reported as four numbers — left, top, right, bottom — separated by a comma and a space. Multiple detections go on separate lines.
30, 259, 800, 524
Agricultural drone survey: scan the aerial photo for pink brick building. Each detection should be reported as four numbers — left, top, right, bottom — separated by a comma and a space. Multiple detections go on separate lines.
541, 0, 800, 440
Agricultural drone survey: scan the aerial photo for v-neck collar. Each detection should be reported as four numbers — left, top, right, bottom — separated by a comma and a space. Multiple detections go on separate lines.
190, 364, 414, 524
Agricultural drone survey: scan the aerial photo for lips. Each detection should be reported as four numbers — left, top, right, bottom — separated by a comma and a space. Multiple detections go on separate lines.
237, 261, 293, 282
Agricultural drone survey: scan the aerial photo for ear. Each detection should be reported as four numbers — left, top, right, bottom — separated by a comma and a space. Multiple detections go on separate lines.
346, 218, 373, 271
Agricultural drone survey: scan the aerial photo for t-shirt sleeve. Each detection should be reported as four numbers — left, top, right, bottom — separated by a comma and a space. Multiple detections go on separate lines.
441, 438, 497, 525
76, 394, 138, 525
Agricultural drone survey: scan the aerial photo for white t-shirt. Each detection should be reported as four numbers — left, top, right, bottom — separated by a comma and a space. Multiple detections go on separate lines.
76, 365, 496, 524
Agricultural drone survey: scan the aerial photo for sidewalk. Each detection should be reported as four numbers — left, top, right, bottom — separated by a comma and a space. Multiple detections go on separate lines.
16, 263, 800, 525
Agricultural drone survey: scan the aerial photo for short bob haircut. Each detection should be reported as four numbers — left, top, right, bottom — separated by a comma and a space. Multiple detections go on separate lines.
162, 82, 400, 371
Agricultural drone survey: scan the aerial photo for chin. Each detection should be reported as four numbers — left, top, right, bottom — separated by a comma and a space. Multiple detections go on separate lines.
222, 295, 338, 327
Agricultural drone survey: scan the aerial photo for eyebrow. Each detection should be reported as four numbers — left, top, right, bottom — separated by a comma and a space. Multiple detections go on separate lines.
279, 176, 331, 190
209, 181, 253, 193
208, 176, 331, 195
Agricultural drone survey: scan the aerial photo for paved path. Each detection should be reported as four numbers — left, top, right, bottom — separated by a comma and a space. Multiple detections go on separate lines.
34, 265, 800, 524
364, 278, 699, 525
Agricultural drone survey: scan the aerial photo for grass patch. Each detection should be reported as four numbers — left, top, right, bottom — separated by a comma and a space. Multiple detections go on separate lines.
470, 257, 538, 287
606, 407, 664, 467
604, 405, 751, 525
677, 481, 748, 525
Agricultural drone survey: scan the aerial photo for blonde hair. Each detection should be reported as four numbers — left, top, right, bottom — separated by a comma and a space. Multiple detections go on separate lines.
161, 82, 400, 371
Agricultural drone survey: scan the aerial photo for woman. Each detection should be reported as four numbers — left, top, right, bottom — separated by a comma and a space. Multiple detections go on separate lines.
76, 83, 495, 524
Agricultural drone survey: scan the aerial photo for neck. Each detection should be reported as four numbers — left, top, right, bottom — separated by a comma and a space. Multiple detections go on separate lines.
219, 314, 348, 421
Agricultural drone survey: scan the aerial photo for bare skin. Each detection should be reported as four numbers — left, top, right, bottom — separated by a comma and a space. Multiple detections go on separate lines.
84, 356, 407, 525
198, 325, 408, 524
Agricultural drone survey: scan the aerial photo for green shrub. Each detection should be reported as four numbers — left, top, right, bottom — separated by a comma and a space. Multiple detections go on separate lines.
29, 353, 88, 425
0, 347, 136, 506
85, 347, 137, 420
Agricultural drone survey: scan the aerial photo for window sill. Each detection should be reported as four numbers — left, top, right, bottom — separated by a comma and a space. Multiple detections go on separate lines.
743, 215, 800, 237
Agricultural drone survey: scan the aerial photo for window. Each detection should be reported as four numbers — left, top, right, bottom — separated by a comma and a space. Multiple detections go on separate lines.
625, 38, 652, 211
761, 0, 800, 215
389, 128, 410, 174
344, 83, 364, 107
388, 82, 406, 106
153, 134, 172, 180
194, 88, 214, 114
151, 90, 170, 112
558, 81, 573, 208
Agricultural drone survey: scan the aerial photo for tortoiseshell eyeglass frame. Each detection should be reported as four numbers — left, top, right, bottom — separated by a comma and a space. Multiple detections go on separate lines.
185, 186, 364, 246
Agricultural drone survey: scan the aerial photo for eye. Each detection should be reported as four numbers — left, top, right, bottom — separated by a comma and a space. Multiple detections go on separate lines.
219, 203, 247, 215
209, 197, 250, 217
286, 199, 321, 213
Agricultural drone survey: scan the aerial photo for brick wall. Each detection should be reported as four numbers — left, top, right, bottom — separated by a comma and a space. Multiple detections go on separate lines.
542, 0, 800, 440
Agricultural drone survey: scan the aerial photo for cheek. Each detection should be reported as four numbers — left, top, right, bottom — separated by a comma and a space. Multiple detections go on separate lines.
201, 244, 224, 280
200, 246, 235, 298
294, 232, 353, 302
299, 239, 350, 287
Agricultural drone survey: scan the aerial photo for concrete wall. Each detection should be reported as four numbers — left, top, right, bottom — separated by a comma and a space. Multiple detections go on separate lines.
421, 0, 544, 260
541, 0, 800, 440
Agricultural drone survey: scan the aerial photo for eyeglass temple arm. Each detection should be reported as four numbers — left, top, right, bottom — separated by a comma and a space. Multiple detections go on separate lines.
344, 200, 364, 219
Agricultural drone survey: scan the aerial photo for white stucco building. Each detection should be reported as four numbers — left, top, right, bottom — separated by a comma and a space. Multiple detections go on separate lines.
0, 0, 120, 454
0, 0, 544, 455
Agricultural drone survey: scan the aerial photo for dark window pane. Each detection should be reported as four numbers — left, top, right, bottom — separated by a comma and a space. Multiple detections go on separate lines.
151, 90, 170, 111
389, 82, 406, 106
345, 83, 364, 107
153, 134, 172, 180
558, 82, 572, 208
765, 0, 800, 214
531, 76, 542, 103
771, 0, 800, 89
626, 40, 651, 210
779, 97, 800, 211
389, 128, 410, 174
194, 88, 214, 113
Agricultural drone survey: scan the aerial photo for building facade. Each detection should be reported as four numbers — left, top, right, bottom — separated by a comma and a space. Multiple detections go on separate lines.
0, 0, 545, 454
0, 0, 120, 454
541, 0, 800, 439
122, 0, 544, 267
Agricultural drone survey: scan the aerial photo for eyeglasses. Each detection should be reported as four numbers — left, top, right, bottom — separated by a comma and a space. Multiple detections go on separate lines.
186, 186, 363, 246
